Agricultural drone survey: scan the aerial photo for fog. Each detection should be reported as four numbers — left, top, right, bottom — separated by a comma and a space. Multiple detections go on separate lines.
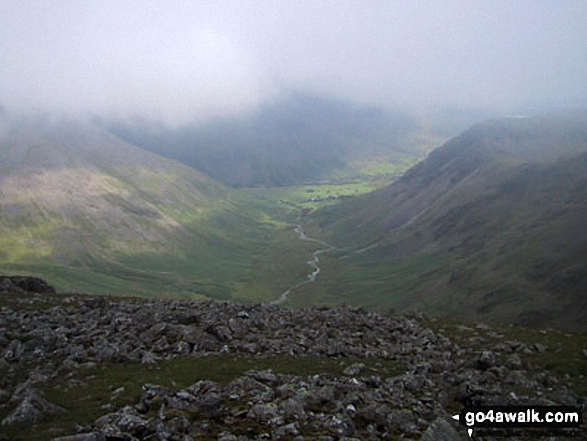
1, 0, 586, 125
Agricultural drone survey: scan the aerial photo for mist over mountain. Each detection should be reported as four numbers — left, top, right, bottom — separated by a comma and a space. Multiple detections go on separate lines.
310, 112, 587, 330
103, 93, 430, 187
3, 2, 587, 125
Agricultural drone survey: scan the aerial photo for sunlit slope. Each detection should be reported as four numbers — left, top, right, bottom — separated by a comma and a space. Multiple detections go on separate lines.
0, 116, 310, 299
309, 113, 587, 330
0, 117, 228, 258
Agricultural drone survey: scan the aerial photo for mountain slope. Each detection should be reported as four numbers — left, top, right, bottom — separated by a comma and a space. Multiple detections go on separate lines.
0, 115, 310, 300
0, 116, 227, 260
308, 113, 587, 330
104, 93, 436, 187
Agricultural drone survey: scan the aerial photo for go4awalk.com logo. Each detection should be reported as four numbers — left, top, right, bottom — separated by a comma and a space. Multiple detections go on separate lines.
452, 405, 583, 437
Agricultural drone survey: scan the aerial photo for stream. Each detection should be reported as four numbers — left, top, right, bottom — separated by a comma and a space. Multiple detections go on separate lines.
269, 225, 335, 305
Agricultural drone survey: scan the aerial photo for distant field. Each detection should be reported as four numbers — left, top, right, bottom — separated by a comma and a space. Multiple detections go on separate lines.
240, 153, 425, 214
241, 181, 379, 214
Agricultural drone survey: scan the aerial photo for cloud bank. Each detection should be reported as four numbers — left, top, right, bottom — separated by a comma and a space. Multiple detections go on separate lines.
1, 0, 586, 124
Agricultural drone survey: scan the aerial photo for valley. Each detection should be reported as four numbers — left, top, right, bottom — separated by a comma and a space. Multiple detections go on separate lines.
270, 225, 336, 305
296, 114, 587, 331
0, 113, 419, 307
1, 108, 587, 441
104, 93, 439, 188
0, 111, 586, 333
3, 3, 587, 439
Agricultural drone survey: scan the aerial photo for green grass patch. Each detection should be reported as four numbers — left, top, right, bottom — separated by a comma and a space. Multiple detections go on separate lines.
239, 180, 384, 214
287, 250, 445, 311
0, 190, 316, 303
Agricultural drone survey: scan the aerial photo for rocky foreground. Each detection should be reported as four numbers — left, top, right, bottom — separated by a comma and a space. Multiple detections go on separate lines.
0, 277, 585, 440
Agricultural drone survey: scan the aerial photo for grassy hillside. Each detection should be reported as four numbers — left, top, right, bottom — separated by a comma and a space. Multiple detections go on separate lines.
3, 111, 586, 331
0, 115, 312, 301
303, 113, 587, 330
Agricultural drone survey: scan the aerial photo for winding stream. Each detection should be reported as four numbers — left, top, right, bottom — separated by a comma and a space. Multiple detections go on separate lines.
269, 225, 335, 305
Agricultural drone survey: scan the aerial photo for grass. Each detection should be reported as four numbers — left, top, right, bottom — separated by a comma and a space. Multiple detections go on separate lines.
240, 180, 385, 215
0, 221, 57, 262
0, 158, 408, 305
0, 355, 403, 441
286, 249, 446, 310
0, 189, 316, 303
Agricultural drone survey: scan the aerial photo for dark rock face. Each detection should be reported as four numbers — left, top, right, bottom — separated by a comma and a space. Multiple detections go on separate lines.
0, 276, 56, 293
0, 281, 585, 439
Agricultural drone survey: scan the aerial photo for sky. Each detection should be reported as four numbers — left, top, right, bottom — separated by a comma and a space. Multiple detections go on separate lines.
1, 0, 587, 125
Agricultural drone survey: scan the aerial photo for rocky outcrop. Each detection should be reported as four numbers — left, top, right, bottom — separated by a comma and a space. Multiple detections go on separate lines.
0, 279, 585, 439
0, 276, 56, 293
1, 383, 65, 426
67, 372, 462, 440
2, 297, 460, 366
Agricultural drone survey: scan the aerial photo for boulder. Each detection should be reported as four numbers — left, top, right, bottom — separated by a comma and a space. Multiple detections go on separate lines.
2, 386, 65, 426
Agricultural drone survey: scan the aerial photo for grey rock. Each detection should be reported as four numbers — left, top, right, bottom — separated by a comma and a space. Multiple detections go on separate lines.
505, 354, 522, 369
304, 386, 338, 412
356, 403, 391, 426
2, 387, 66, 425
272, 422, 300, 438
342, 363, 365, 377
279, 398, 305, 420
187, 380, 219, 397
388, 409, 416, 431
3, 340, 24, 362
140, 351, 157, 365
116, 409, 150, 435
197, 394, 224, 418
0, 285, 583, 440
421, 417, 462, 441
174, 325, 201, 345
248, 369, 278, 386
476, 350, 496, 370
0, 276, 56, 293
205, 324, 232, 342
143, 323, 168, 342
247, 403, 278, 423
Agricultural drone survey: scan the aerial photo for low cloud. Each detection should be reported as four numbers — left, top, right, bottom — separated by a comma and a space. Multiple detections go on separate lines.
1, 1, 586, 124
